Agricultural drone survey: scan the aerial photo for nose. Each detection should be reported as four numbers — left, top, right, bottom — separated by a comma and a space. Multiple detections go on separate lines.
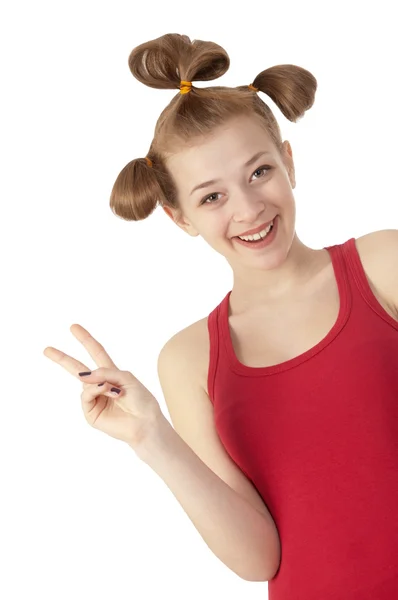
231, 192, 267, 224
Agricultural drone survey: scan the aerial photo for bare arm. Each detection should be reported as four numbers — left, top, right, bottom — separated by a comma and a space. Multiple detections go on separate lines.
131, 326, 281, 582
133, 415, 280, 582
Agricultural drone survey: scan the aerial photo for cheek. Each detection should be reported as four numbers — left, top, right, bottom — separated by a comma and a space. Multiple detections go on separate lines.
201, 223, 230, 246
213, 223, 230, 240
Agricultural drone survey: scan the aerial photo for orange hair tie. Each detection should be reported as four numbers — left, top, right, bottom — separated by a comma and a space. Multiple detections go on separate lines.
248, 83, 259, 92
180, 80, 192, 94
145, 157, 153, 168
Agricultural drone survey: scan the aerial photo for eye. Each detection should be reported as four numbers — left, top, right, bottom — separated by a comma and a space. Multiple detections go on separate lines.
200, 192, 221, 205
252, 165, 272, 179
199, 165, 272, 205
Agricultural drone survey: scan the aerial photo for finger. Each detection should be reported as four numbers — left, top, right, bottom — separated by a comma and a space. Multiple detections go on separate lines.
81, 382, 123, 406
69, 324, 118, 369
43, 346, 92, 381
43, 324, 118, 381
77, 367, 134, 388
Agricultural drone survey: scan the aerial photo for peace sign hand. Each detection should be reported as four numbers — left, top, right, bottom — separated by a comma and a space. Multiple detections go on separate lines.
43, 324, 163, 449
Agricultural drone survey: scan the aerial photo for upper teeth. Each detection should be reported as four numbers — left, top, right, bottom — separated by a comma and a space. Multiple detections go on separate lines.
238, 220, 274, 241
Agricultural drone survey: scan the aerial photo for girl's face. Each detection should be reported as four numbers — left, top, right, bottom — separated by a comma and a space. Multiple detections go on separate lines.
163, 114, 297, 276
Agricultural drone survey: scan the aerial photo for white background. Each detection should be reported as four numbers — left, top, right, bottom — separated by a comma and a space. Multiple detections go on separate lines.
1, 1, 397, 598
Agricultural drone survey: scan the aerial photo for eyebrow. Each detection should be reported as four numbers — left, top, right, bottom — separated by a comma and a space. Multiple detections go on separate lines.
189, 150, 273, 197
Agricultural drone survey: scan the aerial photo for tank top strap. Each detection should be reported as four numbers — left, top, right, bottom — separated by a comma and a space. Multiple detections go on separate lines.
320, 236, 353, 326
207, 299, 223, 402
337, 236, 398, 329
323, 236, 354, 270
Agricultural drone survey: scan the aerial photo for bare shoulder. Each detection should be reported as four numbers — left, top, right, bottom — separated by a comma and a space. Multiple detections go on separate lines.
159, 316, 210, 392
157, 317, 276, 529
354, 229, 398, 318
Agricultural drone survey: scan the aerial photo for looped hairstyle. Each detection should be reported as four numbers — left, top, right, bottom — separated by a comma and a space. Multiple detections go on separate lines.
109, 33, 317, 222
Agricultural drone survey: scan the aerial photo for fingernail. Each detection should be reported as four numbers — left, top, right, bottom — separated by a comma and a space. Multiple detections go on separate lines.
79, 371, 91, 376
111, 387, 121, 395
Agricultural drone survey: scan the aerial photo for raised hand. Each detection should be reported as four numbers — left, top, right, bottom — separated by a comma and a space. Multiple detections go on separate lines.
43, 324, 163, 449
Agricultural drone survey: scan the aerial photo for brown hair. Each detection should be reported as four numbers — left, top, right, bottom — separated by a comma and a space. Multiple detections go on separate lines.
109, 33, 317, 222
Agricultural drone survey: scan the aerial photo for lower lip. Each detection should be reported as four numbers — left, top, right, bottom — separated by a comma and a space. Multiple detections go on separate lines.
233, 216, 278, 249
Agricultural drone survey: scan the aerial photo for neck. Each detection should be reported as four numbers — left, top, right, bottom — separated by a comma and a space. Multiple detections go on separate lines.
229, 233, 329, 313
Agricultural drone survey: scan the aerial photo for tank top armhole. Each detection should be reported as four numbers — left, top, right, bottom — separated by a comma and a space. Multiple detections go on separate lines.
342, 237, 398, 328
207, 307, 220, 404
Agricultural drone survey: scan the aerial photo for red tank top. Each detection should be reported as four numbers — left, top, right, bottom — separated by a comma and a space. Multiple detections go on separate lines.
207, 237, 398, 599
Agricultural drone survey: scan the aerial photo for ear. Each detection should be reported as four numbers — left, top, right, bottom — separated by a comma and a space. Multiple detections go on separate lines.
282, 140, 296, 189
162, 206, 199, 237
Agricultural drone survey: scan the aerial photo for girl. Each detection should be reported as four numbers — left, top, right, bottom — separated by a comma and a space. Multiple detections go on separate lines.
44, 33, 398, 599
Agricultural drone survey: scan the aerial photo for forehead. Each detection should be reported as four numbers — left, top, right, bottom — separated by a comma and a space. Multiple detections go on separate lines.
166, 115, 275, 177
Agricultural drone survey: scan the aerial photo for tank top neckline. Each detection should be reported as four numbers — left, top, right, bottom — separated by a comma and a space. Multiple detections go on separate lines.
218, 238, 355, 377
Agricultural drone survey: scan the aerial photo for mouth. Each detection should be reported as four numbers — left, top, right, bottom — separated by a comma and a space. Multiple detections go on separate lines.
232, 217, 277, 239
232, 215, 278, 248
